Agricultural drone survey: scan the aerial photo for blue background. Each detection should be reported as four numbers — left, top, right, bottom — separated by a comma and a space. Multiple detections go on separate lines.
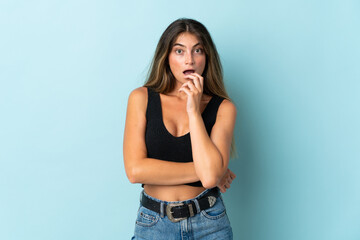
1, 0, 359, 239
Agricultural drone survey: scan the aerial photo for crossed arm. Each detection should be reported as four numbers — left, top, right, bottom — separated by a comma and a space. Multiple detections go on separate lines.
123, 87, 236, 191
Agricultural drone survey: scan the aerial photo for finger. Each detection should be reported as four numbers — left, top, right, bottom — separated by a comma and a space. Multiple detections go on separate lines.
218, 185, 226, 193
180, 82, 188, 88
183, 80, 197, 92
184, 73, 196, 80
229, 169, 236, 179
190, 74, 202, 91
219, 177, 226, 186
192, 73, 204, 90
231, 172, 236, 180
224, 183, 230, 189
185, 74, 202, 92
228, 176, 233, 184
178, 86, 191, 96
191, 73, 203, 92
190, 72, 202, 81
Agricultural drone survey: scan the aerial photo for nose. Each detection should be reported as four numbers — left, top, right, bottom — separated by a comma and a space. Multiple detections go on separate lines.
185, 52, 194, 65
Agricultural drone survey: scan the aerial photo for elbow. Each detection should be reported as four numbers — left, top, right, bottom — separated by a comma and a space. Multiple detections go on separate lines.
199, 159, 224, 189
200, 164, 226, 189
127, 173, 137, 184
201, 176, 220, 189
126, 166, 140, 184
124, 156, 146, 184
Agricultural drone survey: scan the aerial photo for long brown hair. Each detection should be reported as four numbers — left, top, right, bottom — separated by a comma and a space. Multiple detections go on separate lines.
143, 18, 237, 159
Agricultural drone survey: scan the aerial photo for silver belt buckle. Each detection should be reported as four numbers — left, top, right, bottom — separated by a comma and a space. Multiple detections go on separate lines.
166, 203, 194, 223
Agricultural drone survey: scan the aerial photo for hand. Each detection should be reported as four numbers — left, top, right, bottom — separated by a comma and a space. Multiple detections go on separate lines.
178, 73, 204, 115
217, 168, 236, 193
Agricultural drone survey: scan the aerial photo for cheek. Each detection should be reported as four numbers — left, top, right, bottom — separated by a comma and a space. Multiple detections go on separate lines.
197, 56, 206, 70
169, 56, 181, 73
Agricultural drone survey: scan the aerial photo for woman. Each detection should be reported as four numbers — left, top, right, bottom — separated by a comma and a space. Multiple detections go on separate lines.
123, 18, 237, 239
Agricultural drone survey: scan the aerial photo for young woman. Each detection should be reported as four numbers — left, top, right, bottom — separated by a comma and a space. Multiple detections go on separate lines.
123, 18, 237, 240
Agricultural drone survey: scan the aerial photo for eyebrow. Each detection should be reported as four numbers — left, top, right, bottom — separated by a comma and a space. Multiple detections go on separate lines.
173, 42, 202, 48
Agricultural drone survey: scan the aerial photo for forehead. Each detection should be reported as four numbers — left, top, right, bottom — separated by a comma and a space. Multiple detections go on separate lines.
173, 32, 201, 46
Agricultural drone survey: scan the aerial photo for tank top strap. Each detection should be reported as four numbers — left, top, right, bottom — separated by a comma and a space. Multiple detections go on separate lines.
202, 95, 225, 135
146, 87, 162, 121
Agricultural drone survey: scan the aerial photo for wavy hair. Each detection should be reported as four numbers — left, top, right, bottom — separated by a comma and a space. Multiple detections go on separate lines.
143, 18, 237, 159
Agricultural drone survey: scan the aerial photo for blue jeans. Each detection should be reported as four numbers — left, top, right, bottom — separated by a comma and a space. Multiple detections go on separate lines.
131, 188, 233, 240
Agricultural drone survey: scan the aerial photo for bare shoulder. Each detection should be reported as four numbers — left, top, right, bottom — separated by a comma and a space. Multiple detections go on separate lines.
128, 86, 147, 101
218, 99, 237, 119
127, 86, 148, 112
210, 98, 236, 151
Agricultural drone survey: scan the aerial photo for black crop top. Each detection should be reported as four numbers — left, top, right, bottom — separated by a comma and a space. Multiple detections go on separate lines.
143, 87, 225, 187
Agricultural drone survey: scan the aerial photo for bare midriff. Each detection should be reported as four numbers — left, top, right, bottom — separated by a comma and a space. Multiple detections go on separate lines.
144, 184, 206, 202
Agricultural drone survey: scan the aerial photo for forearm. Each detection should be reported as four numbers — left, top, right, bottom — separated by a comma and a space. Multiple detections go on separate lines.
127, 158, 199, 185
188, 112, 225, 188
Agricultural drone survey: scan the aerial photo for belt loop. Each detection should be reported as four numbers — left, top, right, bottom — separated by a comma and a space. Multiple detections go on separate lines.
160, 202, 165, 218
193, 198, 201, 213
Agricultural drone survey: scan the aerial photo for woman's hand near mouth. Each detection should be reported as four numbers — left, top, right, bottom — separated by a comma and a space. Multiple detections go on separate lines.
178, 72, 204, 116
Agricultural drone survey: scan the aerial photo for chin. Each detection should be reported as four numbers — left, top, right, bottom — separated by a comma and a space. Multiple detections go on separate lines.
175, 78, 186, 84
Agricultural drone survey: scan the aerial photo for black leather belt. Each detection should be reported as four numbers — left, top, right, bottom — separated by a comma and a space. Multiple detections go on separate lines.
140, 187, 220, 223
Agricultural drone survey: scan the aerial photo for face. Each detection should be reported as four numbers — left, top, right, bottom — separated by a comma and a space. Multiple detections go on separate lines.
168, 32, 206, 84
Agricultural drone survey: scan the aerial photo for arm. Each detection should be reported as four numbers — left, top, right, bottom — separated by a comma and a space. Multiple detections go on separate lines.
179, 74, 237, 189
123, 87, 200, 185
188, 99, 236, 188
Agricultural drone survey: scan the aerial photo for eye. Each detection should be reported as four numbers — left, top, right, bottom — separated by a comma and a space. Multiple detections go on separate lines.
194, 48, 203, 54
175, 49, 183, 54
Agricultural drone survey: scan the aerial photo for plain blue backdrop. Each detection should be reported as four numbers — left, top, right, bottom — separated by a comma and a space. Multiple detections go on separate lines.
1, 0, 359, 239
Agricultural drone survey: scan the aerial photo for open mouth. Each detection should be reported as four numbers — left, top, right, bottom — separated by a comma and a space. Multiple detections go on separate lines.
183, 70, 195, 75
